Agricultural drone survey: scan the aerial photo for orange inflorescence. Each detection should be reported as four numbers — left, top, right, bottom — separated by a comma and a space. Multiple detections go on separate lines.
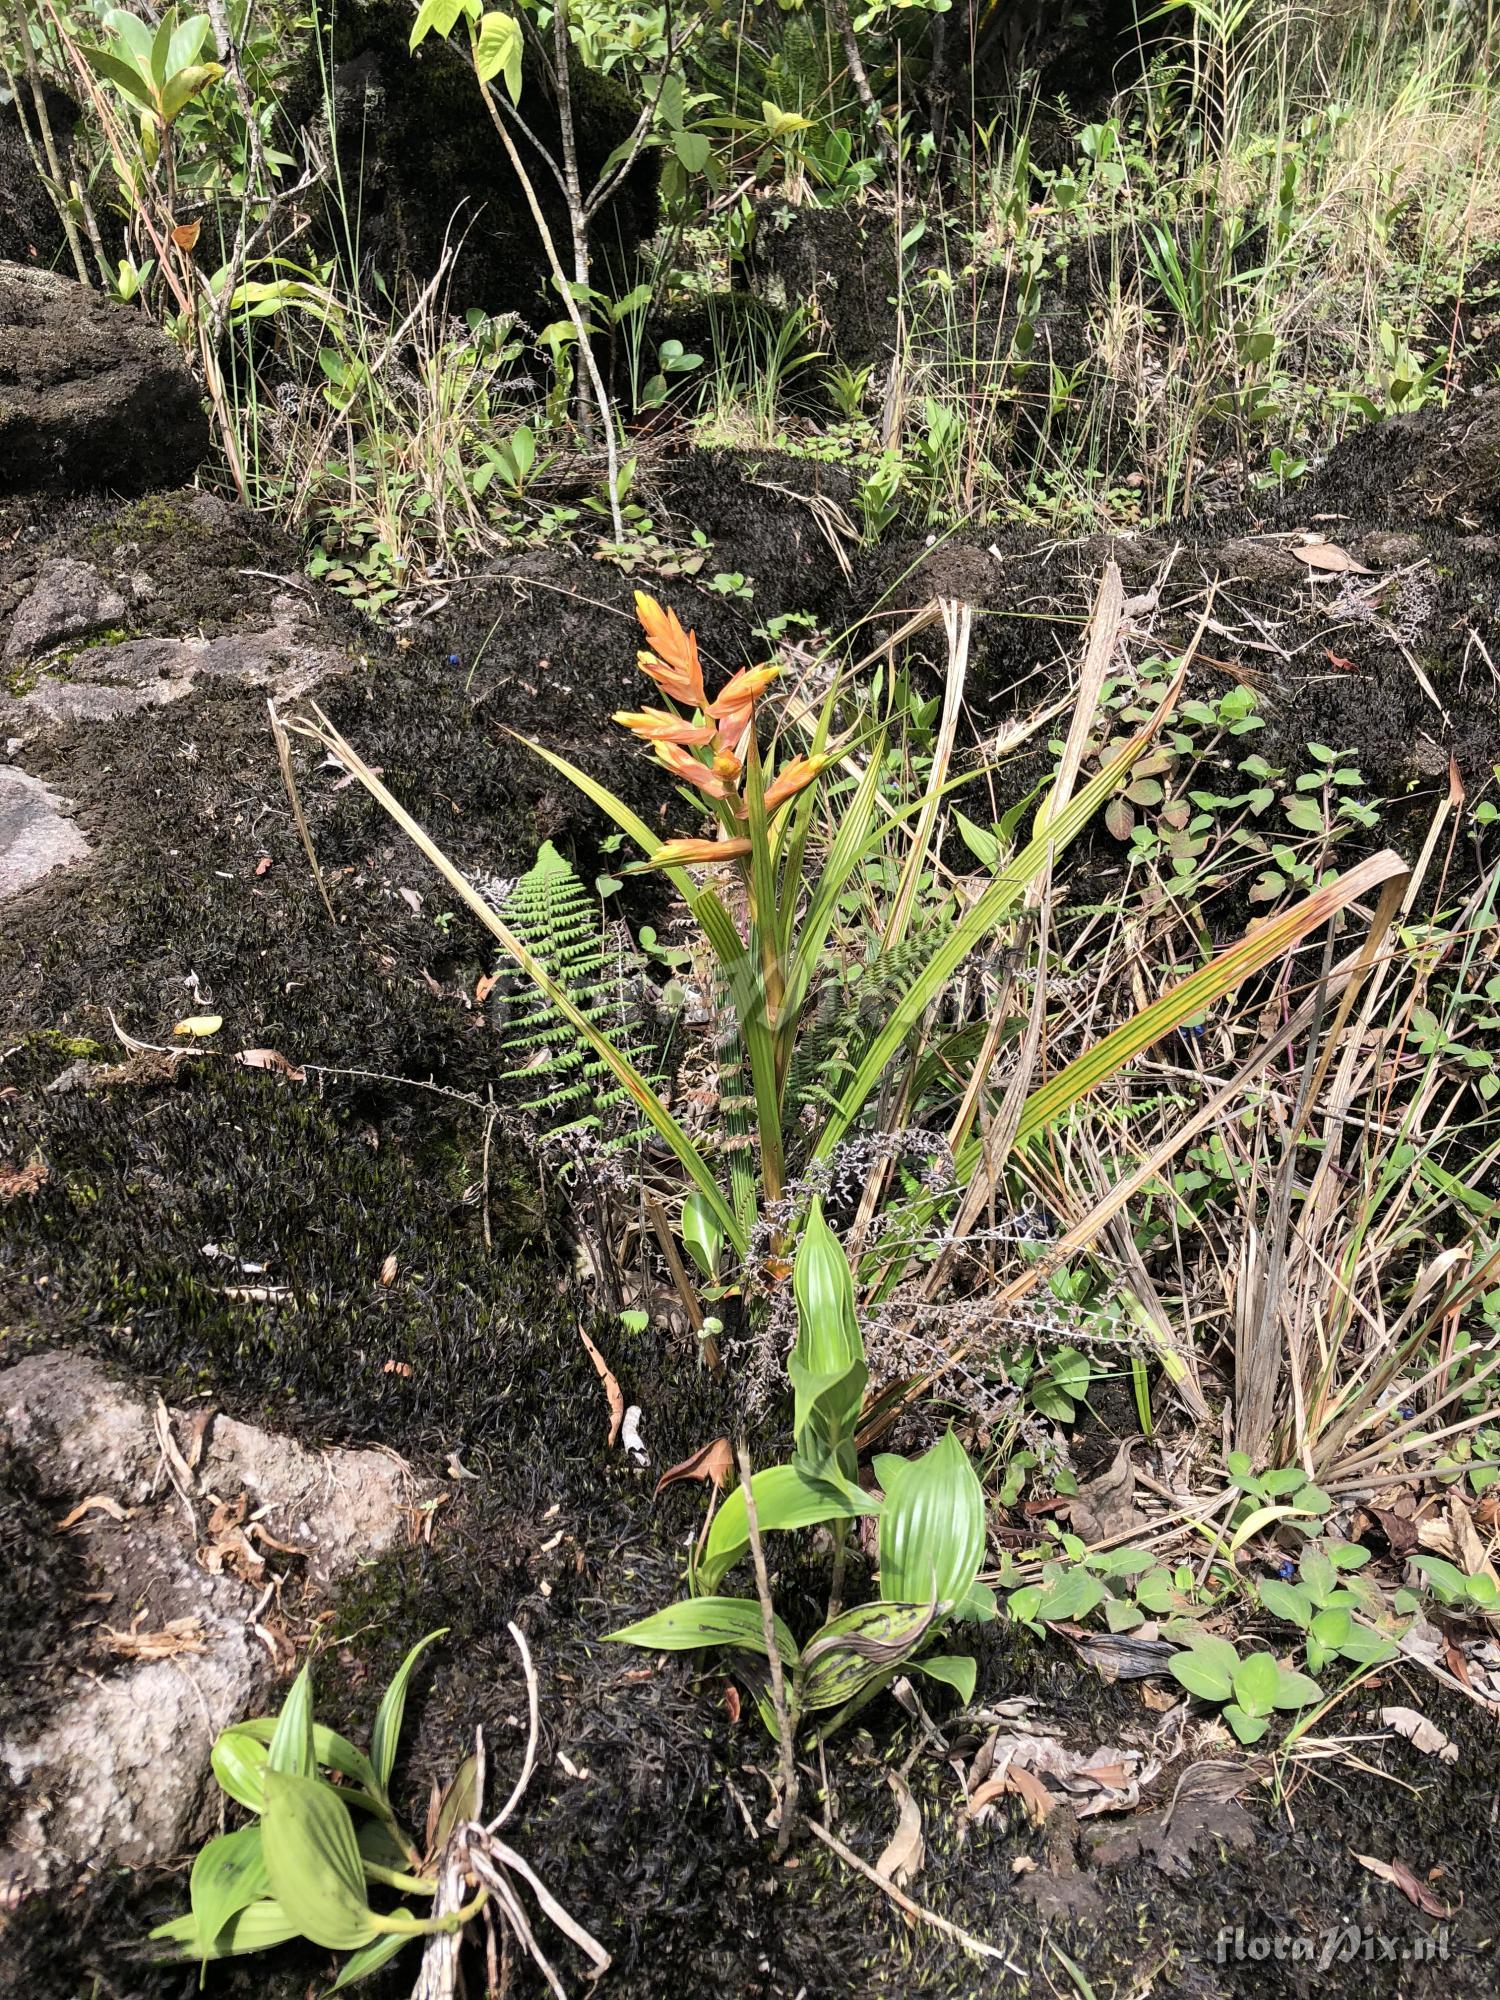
619, 595, 822, 856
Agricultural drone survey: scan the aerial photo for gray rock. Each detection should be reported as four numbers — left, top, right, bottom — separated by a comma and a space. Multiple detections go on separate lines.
0, 262, 209, 496
4, 609, 345, 732
4, 557, 126, 663
0, 1351, 425, 1894
0, 763, 89, 901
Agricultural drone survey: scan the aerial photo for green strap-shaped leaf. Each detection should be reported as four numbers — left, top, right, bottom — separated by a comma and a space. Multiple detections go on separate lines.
260, 1771, 380, 1952
814, 672, 1185, 1159
605, 1595, 800, 1667
266, 1664, 315, 1777
1014, 849, 1406, 1145
788, 1201, 866, 1456
371, 1627, 449, 1791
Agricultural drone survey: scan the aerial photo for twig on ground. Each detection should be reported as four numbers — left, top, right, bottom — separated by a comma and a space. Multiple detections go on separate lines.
803, 1816, 1019, 1968
737, 1442, 799, 1855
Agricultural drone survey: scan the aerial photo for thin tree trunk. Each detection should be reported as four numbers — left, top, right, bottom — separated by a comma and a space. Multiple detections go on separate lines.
472, 63, 623, 539
828, 0, 894, 166
8, 1, 92, 282
551, 0, 598, 437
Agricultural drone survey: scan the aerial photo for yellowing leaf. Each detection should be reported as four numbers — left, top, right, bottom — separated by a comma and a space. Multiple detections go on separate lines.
173, 1014, 223, 1037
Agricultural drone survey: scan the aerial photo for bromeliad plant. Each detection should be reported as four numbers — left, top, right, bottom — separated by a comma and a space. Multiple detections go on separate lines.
287, 573, 1407, 1415
606, 1203, 996, 1730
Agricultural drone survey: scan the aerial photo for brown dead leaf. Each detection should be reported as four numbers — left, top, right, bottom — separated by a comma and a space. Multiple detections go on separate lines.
1005, 1766, 1057, 1823
875, 1775, 925, 1885
1067, 1442, 1146, 1544
1323, 648, 1359, 673
236, 1047, 307, 1081
654, 1436, 734, 1497
1381, 1706, 1458, 1764
578, 1324, 624, 1448
1292, 540, 1371, 575
475, 972, 498, 1005
102, 1615, 206, 1659
57, 1494, 129, 1530
0, 1157, 48, 1201
1351, 1852, 1455, 1918
1364, 1505, 1420, 1556
724, 1684, 741, 1725
171, 218, 201, 251
379, 1252, 398, 1285
254, 855, 273, 877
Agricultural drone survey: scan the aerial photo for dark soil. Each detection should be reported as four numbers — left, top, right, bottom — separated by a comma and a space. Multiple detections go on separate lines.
4, 412, 1500, 1997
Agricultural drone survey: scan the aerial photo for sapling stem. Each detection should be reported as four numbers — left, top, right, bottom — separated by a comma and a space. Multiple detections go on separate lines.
736, 1441, 799, 1856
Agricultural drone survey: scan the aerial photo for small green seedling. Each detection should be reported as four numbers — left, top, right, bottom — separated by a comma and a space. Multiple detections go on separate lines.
1167, 1633, 1322, 1744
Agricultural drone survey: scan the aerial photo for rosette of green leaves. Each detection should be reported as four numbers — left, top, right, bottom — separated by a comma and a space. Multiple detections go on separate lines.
149, 1634, 464, 1984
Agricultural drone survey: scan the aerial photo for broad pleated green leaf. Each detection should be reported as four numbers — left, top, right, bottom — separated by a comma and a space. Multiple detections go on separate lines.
605, 1594, 800, 1666
260, 1770, 379, 1952
699, 1462, 878, 1592
211, 1725, 270, 1812
190, 1825, 269, 1952
788, 1201, 866, 1458
874, 1429, 985, 1614
329, 1932, 420, 1991
266, 1665, 315, 1778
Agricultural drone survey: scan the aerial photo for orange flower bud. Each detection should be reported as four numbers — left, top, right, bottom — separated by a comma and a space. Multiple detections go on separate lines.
645, 837, 753, 867
614, 709, 717, 746
654, 740, 730, 798
708, 663, 781, 720
634, 594, 706, 707
762, 753, 829, 815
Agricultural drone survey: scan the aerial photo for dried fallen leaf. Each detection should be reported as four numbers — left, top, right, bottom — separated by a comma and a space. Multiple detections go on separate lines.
655, 1436, 734, 1497
1006, 1766, 1056, 1823
57, 1494, 128, 1530
875, 1775, 925, 1886
236, 1047, 306, 1081
1381, 1706, 1459, 1764
172, 1014, 223, 1038
1352, 1852, 1454, 1918
724, 1684, 741, 1725
254, 855, 272, 877
1068, 1442, 1146, 1544
1292, 540, 1371, 575
101, 1615, 206, 1659
475, 972, 498, 1005
1323, 648, 1359, 673
171, 219, 201, 251
578, 1324, 625, 1448
379, 1252, 398, 1285
0, 1158, 48, 1201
